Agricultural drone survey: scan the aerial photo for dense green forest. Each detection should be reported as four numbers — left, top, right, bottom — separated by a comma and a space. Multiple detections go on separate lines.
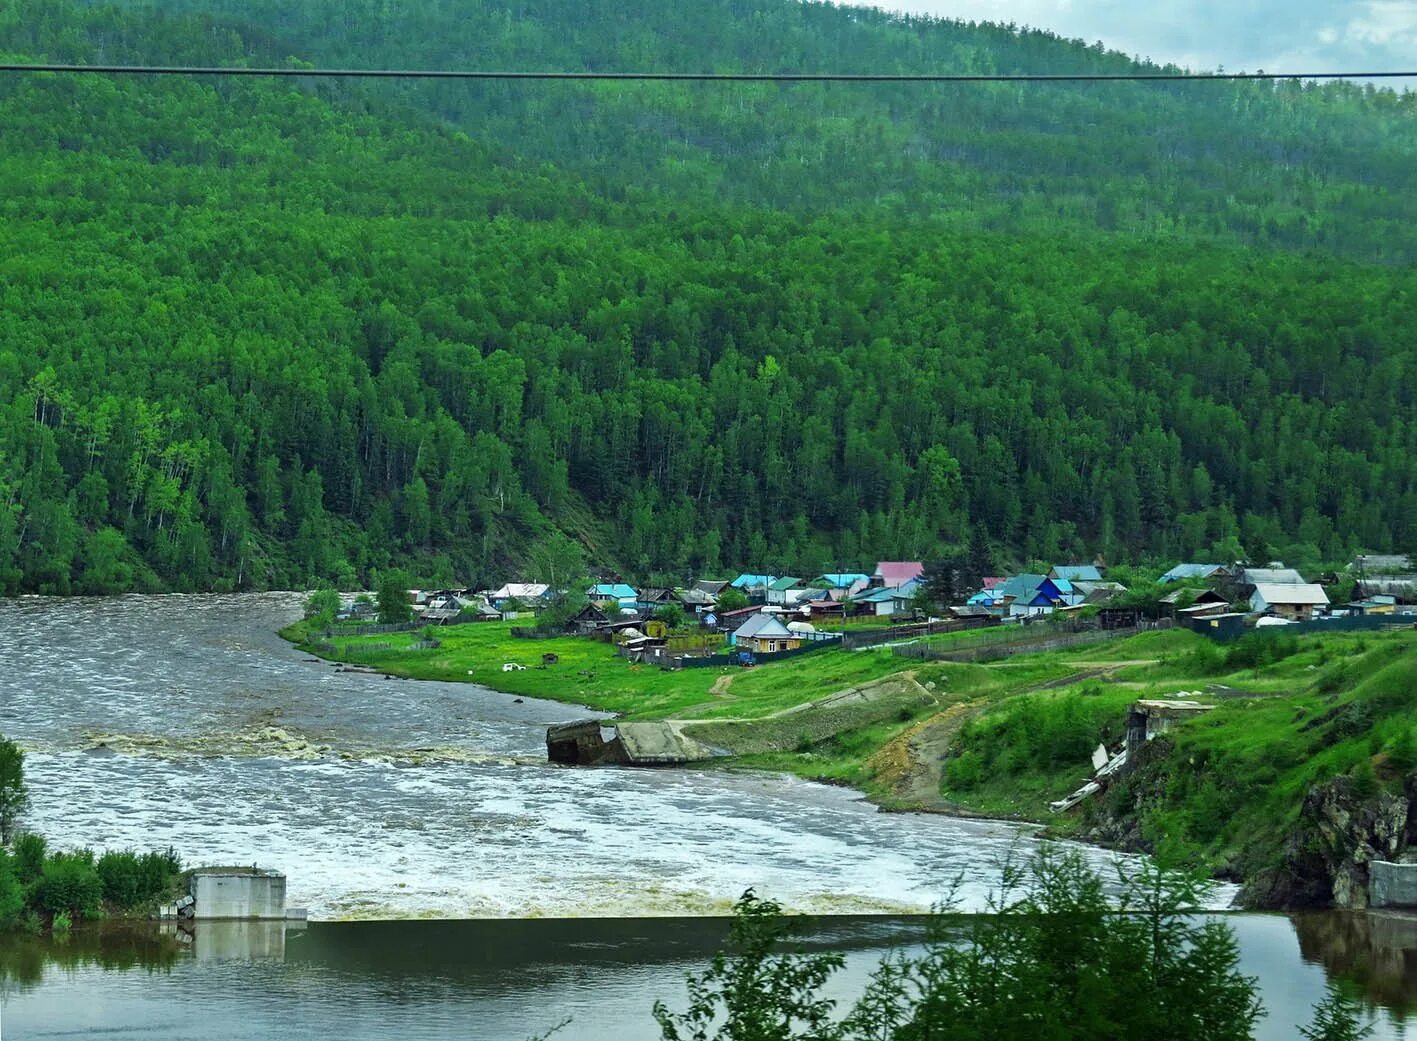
1, 0, 1415, 593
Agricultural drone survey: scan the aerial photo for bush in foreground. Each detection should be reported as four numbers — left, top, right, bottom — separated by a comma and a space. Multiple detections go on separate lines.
652, 849, 1369, 1041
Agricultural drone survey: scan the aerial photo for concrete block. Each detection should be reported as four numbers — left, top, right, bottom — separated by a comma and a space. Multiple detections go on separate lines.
1369, 861, 1417, 909
190, 868, 287, 920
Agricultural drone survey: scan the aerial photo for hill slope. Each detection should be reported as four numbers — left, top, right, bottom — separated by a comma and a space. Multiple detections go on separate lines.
0, 0, 1415, 592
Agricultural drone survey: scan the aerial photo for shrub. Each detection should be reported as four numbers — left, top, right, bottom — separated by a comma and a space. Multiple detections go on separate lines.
944, 749, 984, 790
97, 849, 179, 910
12, 832, 46, 883
1224, 632, 1299, 671
0, 852, 23, 928
1387, 728, 1417, 772
303, 586, 340, 621
33, 852, 104, 920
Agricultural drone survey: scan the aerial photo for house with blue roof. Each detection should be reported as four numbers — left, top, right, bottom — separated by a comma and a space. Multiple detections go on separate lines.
587, 583, 638, 609
996, 574, 1070, 617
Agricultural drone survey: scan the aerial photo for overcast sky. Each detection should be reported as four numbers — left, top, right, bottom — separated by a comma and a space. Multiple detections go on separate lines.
863, 1, 1416, 77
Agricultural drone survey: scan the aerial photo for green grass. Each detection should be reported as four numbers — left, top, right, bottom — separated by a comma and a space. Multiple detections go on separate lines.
934, 629, 1417, 875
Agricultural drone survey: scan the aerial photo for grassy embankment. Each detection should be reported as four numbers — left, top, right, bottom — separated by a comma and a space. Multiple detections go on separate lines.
291, 618, 1417, 883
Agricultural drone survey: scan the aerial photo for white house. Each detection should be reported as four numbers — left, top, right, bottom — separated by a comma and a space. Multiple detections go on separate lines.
1250, 583, 1329, 621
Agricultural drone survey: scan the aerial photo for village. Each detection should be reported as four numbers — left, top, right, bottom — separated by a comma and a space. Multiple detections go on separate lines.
332, 552, 1417, 670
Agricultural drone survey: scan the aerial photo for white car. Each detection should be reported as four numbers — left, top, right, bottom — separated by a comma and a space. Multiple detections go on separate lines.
501, 662, 527, 672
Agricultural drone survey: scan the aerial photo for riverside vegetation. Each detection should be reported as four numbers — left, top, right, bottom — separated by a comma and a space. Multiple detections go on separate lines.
643, 849, 1373, 1041
2, 0, 1417, 595
294, 616, 1417, 907
0, 737, 184, 933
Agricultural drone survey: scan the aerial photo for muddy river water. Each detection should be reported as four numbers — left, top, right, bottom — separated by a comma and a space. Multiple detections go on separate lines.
0, 594, 1414, 1038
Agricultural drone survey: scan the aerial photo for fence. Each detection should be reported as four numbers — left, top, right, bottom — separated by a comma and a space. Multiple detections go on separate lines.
1193, 613, 1417, 642
312, 638, 439, 656
678, 639, 839, 669
838, 618, 987, 650
891, 621, 1170, 663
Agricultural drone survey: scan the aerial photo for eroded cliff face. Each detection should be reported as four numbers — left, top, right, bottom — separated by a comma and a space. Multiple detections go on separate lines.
1075, 740, 1417, 909
1241, 776, 1417, 910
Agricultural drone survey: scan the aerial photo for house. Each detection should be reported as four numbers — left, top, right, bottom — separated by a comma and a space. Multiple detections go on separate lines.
675, 587, 717, 615
995, 574, 1076, 617
766, 577, 805, 607
566, 602, 610, 634
817, 573, 871, 592
588, 583, 638, 609
801, 598, 847, 620
1238, 567, 1305, 587
1159, 564, 1230, 584
635, 587, 677, 614
730, 613, 802, 654
1355, 576, 1417, 603
1159, 588, 1229, 618
488, 583, 549, 609
693, 579, 731, 598
1050, 564, 1103, 583
1075, 580, 1128, 606
852, 586, 914, 617
1347, 595, 1398, 617
1250, 583, 1330, 621
872, 562, 925, 588
730, 574, 777, 601
1232, 567, 1306, 599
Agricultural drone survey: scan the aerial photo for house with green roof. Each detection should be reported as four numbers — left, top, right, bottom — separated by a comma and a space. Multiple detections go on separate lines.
766, 576, 806, 606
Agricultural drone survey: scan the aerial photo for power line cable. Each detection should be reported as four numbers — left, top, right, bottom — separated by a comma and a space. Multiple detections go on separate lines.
0, 63, 1412, 82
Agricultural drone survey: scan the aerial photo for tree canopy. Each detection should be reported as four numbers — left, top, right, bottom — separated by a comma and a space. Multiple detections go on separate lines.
0, 0, 1414, 593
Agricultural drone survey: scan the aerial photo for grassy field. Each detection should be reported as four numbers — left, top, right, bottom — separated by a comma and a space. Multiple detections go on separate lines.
290, 619, 922, 719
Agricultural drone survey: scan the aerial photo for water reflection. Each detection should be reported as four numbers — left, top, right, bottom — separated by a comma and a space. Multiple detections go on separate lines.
1292, 911, 1417, 1017
2, 915, 1413, 1040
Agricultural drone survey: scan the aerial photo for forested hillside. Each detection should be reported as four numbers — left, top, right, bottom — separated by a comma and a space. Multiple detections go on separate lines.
1, 0, 1415, 593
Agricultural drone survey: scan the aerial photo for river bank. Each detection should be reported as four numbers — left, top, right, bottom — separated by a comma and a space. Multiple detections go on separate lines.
289, 616, 1417, 909
9, 593, 1129, 920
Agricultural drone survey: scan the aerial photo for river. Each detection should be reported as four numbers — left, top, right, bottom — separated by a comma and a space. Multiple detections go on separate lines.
0, 594, 1413, 1038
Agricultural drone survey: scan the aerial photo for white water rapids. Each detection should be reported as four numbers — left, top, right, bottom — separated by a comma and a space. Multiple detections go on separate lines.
0, 593, 1222, 919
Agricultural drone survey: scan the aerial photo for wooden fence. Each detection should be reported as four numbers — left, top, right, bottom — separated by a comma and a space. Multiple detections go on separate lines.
891, 620, 1171, 664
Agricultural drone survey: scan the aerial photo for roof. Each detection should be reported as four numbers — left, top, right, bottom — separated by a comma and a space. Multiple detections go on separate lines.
768, 576, 803, 591
490, 583, 549, 600
733, 613, 795, 640
731, 574, 776, 589
693, 579, 731, 596
676, 588, 716, 606
588, 583, 637, 600
1352, 554, 1413, 573
874, 562, 925, 586
637, 587, 675, 602
980, 577, 1006, 590
1160, 564, 1227, 583
1252, 583, 1330, 606
1051, 565, 1102, 582
998, 574, 1048, 599
819, 573, 871, 588
1239, 568, 1305, 586
855, 586, 910, 603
